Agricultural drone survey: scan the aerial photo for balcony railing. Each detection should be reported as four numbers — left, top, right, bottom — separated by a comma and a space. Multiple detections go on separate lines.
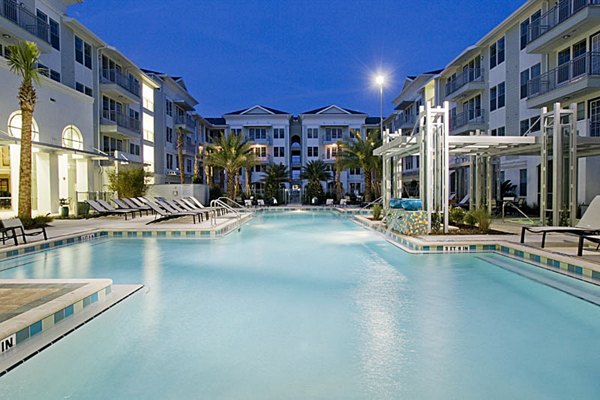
528, 52, 600, 98
174, 114, 196, 131
0, 0, 50, 43
528, 0, 600, 43
291, 155, 301, 165
100, 68, 140, 97
450, 109, 485, 130
102, 110, 141, 132
590, 119, 600, 137
445, 68, 484, 96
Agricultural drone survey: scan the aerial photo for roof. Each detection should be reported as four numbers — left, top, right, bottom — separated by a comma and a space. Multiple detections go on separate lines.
224, 105, 289, 115
205, 117, 227, 126
301, 105, 365, 115
365, 117, 382, 125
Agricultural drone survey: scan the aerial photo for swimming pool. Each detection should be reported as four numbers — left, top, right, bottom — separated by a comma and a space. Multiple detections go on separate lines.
0, 211, 599, 399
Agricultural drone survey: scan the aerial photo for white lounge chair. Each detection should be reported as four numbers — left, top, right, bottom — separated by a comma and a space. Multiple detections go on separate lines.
257, 199, 265, 207
521, 195, 600, 247
244, 199, 253, 208
325, 199, 334, 207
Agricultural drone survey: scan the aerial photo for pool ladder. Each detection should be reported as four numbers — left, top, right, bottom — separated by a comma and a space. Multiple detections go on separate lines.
210, 198, 249, 232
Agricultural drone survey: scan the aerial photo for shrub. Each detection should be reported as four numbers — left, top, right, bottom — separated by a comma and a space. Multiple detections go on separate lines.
20, 214, 53, 229
107, 167, 151, 198
464, 210, 477, 226
472, 208, 492, 233
372, 204, 382, 220
449, 207, 465, 225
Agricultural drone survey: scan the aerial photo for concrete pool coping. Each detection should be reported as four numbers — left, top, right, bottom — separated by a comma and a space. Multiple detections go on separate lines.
0, 283, 143, 376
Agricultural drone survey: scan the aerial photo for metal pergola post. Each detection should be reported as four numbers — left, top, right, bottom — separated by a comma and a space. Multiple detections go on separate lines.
552, 103, 562, 226
540, 107, 549, 225
443, 101, 450, 233
569, 103, 578, 226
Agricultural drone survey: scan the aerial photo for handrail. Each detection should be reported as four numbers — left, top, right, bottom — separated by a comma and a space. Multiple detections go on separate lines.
210, 198, 242, 231
216, 196, 249, 210
361, 196, 383, 209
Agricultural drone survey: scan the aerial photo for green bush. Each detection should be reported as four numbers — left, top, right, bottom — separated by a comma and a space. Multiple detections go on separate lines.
372, 204, 382, 220
464, 210, 477, 226
107, 167, 151, 198
449, 207, 465, 225
20, 214, 53, 229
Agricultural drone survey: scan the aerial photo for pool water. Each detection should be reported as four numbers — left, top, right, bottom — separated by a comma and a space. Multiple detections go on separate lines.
0, 211, 599, 399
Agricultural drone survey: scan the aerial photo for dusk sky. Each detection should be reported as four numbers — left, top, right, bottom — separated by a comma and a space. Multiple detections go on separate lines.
70, 0, 524, 117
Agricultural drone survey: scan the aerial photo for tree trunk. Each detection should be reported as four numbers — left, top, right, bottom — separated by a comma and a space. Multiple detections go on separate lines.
245, 167, 251, 196
226, 169, 236, 199
334, 167, 343, 200
177, 127, 185, 184
18, 83, 35, 219
364, 168, 372, 202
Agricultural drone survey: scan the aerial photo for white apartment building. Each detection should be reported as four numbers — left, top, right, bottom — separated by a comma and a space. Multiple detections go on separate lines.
390, 0, 600, 209
202, 105, 380, 201
0, 0, 163, 216
143, 70, 199, 184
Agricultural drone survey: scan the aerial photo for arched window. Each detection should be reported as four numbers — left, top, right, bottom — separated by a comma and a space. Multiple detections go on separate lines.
62, 125, 83, 150
7, 111, 40, 141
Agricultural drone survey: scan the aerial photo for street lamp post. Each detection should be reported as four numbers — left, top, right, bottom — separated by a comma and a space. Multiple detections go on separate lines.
375, 75, 384, 136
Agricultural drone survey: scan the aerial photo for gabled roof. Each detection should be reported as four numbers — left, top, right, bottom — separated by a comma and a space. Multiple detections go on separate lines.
301, 105, 365, 115
205, 117, 227, 126
224, 105, 289, 115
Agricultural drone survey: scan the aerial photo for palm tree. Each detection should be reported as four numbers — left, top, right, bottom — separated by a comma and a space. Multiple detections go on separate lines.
300, 160, 330, 203
176, 126, 185, 184
333, 142, 346, 201
203, 132, 257, 199
7, 41, 41, 219
337, 129, 382, 202
261, 163, 289, 202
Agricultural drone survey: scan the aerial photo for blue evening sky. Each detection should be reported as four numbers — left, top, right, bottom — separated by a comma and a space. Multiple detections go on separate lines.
70, 0, 524, 117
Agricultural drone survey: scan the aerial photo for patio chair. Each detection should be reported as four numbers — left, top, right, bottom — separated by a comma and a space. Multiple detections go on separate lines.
1, 218, 48, 245
521, 195, 600, 247
145, 200, 198, 224
173, 199, 215, 220
182, 197, 226, 216
86, 200, 136, 220
325, 199, 334, 207
577, 234, 600, 256
244, 199, 253, 208
121, 198, 152, 215
340, 198, 347, 207
112, 198, 145, 217
257, 199, 265, 207
158, 199, 207, 222
97, 199, 139, 219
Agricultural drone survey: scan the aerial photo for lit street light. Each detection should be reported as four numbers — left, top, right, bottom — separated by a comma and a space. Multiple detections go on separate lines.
375, 75, 385, 136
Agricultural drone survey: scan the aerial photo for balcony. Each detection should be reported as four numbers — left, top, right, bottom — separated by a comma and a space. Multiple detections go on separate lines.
100, 69, 140, 103
101, 110, 141, 137
450, 109, 486, 135
445, 68, 485, 100
183, 137, 197, 155
527, 0, 600, 53
398, 115, 417, 131
245, 134, 273, 145
291, 155, 302, 165
0, 0, 52, 51
174, 114, 196, 132
527, 52, 600, 108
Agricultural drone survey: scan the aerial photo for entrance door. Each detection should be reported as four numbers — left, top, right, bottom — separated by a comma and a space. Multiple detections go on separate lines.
591, 33, 600, 75
590, 98, 600, 137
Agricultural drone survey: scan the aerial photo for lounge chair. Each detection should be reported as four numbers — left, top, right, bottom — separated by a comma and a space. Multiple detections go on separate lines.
121, 198, 152, 215
86, 200, 136, 220
173, 199, 215, 220
340, 199, 347, 207
181, 197, 225, 217
112, 198, 145, 217
521, 195, 600, 247
325, 199, 334, 207
159, 199, 208, 222
244, 199, 253, 208
257, 199, 265, 207
1, 218, 48, 245
145, 200, 199, 224
577, 234, 600, 256
97, 199, 139, 219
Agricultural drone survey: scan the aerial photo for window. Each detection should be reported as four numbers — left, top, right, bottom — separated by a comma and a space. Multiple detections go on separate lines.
166, 100, 173, 116
490, 82, 505, 111
166, 127, 173, 143
307, 128, 319, 139
62, 125, 83, 150
102, 136, 122, 153
186, 159, 192, 173
84, 86, 93, 97
498, 82, 505, 108
36, 10, 48, 42
50, 69, 60, 82
248, 128, 267, 140
49, 19, 59, 50
349, 168, 361, 175
529, 117, 540, 132
520, 119, 530, 136
490, 86, 497, 111
349, 183, 361, 194
325, 127, 343, 140
274, 128, 285, 139
326, 146, 337, 159
307, 147, 319, 157
519, 169, 527, 197
573, 40, 587, 77
490, 37, 505, 69
520, 19, 530, 50
230, 128, 242, 135
498, 127, 505, 136
129, 143, 140, 156
167, 154, 174, 169
253, 147, 267, 157
577, 102, 585, 121
520, 69, 529, 99
129, 109, 140, 122
75, 36, 92, 68
274, 147, 285, 157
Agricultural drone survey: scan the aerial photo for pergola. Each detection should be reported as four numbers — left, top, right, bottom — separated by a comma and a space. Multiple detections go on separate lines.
374, 102, 600, 233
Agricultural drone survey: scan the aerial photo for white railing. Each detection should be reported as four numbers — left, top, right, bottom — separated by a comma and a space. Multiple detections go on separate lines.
210, 198, 242, 230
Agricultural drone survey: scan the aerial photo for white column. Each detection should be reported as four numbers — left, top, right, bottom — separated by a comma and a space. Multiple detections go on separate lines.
35, 152, 59, 214
9, 144, 20, 214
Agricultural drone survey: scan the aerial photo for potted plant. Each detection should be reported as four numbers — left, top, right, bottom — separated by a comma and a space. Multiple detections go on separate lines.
59, 198, 70, 217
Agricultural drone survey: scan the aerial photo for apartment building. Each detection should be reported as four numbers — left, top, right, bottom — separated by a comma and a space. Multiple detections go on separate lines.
389, 0, 600, 207
143, 70, 199, 184
202, 105, 380, 200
